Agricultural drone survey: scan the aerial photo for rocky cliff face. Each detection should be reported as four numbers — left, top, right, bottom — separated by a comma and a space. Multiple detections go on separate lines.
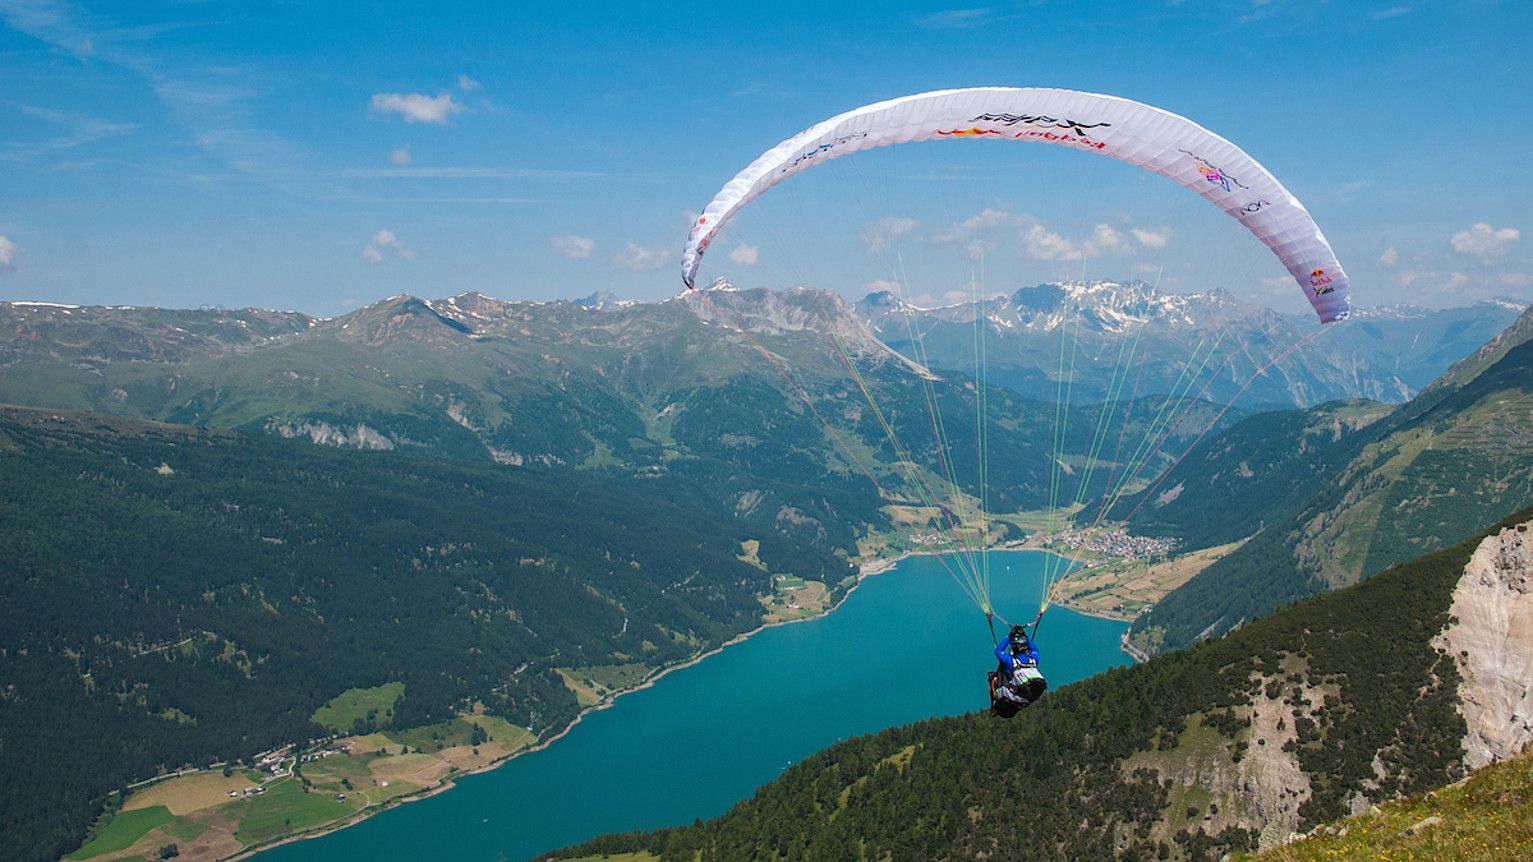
1437, 520, 1533, 768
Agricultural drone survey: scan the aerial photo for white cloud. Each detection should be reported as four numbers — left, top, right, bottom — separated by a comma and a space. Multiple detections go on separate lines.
907, 289, 974, 306
1023, 223, 1134, 261
369, 92, 465, 125
930, 207, 1022, 256
1132, 262, 1161, 274
456, 74, 482, 92
915, 8, 994, 29
390, 145, 411, 165
549, 234, 595, 259
1131, 227, 1173, 249
1371, 5, 1413, 20
729, 243, 759, 265
0, 235, 15, 270
1379, 246, 1399, 266
1395, 270, 1469, 292
1025, 224, 1082, 260
1450, 223, 1520, 260
612, 241, 669, 272
862, 279, 900, 295
1089, 224, 1131, 255
1500, 272, 1533, 288
362, 228, 414, 264
861, 216, 920, 253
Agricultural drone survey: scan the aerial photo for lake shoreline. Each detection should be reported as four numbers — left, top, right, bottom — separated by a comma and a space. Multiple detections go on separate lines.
235, 544, 1129, 860
233, 549, 916, 860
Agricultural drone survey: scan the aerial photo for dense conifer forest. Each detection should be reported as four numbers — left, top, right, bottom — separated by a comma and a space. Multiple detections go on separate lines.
0, 407, 862, 862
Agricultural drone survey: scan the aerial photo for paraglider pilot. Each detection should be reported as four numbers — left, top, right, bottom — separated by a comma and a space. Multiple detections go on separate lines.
990, 611, 1047, 717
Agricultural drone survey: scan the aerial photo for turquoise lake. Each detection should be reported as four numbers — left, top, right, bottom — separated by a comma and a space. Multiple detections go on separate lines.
261, 550, 1130, 861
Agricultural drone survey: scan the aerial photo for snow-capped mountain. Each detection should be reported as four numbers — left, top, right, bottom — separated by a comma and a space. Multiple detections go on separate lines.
853, 280, 1525, 407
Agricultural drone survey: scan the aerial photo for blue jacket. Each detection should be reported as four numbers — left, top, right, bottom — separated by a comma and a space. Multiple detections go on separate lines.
995, 632, 1039, 674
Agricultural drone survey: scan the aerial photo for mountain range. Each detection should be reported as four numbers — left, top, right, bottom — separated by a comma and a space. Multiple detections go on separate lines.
857, 279, 1523, 407
1123, 300, 1533, 656
0, 286, 1236, 522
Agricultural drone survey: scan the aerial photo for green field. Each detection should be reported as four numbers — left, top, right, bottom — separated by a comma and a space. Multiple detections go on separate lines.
579, 663, 652, 691
233, 778, 353, 846
310, 682, 405, 733
67, 805, 174, 859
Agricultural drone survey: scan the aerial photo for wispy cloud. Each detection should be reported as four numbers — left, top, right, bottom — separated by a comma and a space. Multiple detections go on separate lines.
340, 166, 604, 179
929, 207, 1023, 256
1379, 246, 1399, 266
1450, 222, 1520, 260
1371, 5, 1413, 21
456, 74, 482, 92
915, 7, 994, 29
0, 105, 137, 161
0, 234, 16, 272
0, 2, 315, 187
389, 145, 411, 165
860, 216, 920, 253
550, 234, 595, 259
369, 92, 465, 125
1131, 227, 1173, 249
612, 241, 669, 272
728, 243, 759, 265
361, 228, 415, 264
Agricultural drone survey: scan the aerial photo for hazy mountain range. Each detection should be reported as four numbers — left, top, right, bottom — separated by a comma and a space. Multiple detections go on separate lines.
857, 279, 1524, 407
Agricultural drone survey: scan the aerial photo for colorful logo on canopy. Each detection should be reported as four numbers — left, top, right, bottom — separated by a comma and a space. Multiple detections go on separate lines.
785, 131, 870, 171
938, 126, 1107, 150
1309, 269, 1335, 294
1181, 150, 1249, 193
937, 128, 1005, 137
971, 113, 1111, 139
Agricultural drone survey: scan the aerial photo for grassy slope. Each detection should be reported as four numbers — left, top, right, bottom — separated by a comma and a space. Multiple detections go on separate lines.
1240, 746, 1533, 862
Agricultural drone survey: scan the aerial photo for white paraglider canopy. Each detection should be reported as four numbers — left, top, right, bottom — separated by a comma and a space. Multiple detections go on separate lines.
682, 87, 1351, 323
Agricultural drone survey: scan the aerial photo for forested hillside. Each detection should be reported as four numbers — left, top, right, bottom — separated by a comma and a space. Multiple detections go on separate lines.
0, 407, 857, 862
550, 507, 1533, 862
1125, 302, 1533, 656
0, 288, 1233, 520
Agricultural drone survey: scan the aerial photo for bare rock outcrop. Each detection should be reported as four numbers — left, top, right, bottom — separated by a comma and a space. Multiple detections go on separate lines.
1436, 520, 1533, 768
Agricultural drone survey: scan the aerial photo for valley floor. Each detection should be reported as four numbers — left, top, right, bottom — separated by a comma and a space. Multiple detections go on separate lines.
66, 532, 1189, 862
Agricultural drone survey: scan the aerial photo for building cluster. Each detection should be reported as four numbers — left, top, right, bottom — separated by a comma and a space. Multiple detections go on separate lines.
1053, 528, 1177, 559
298, 742, 352, 764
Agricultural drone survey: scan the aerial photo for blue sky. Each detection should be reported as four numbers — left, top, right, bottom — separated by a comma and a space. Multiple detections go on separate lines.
1, 0, 1528, 315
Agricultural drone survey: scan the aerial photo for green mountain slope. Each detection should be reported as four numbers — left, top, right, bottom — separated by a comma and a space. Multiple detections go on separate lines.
0, 406, 854, 862
549, 507, 1533, 862
0, 289, 1234, 524
1126, 304, 1533, 656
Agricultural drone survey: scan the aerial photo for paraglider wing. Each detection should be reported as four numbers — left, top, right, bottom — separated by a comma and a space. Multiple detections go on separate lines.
681, 87, 1351, 323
